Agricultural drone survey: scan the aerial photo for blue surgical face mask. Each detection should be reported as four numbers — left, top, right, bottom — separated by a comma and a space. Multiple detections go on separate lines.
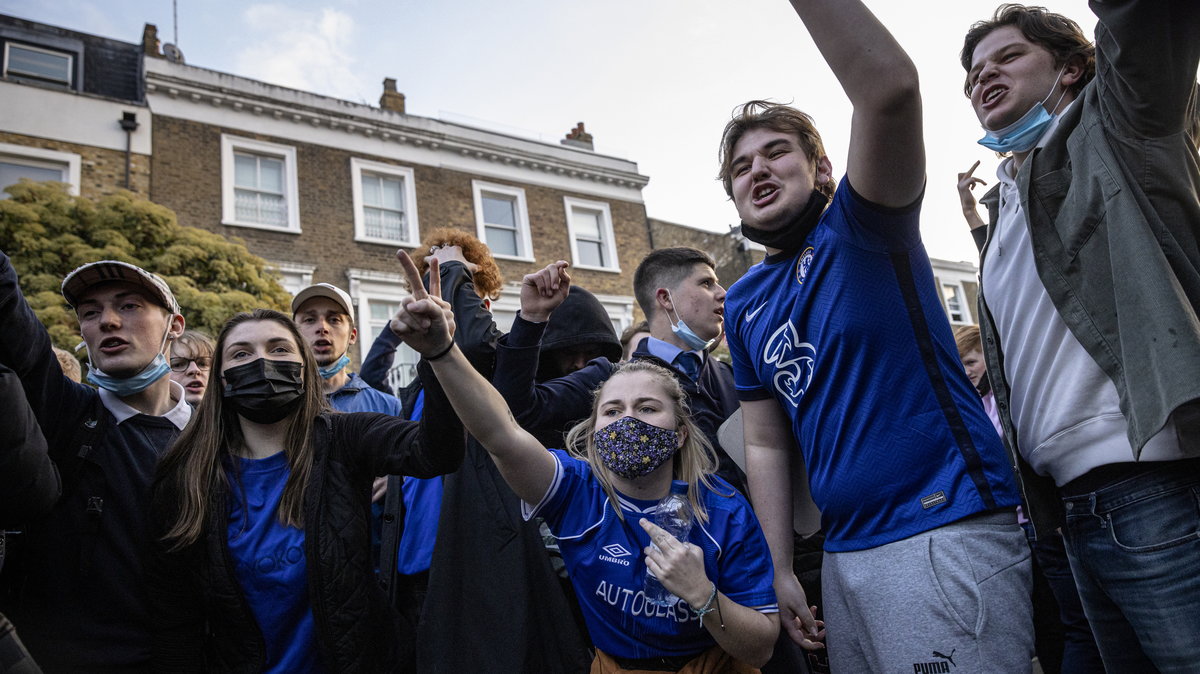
318, 353, 350, 379
86, 321, 173, 397
977, 65, 1068, 154
666, 291, 716, 352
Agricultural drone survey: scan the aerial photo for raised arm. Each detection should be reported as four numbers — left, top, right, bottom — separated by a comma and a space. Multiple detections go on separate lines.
491, 261, 609, 439
0, 363, 60, 526
1090, 0, 1200, 138
787, 0, 924, 207
390, 251, 555, 504
742, 396, 824, 651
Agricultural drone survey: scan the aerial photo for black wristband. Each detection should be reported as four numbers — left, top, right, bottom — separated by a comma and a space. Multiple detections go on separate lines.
425, 341, 455, 362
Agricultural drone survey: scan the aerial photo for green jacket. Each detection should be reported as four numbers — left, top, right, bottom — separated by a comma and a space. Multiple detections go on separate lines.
974, 0, 1200, 535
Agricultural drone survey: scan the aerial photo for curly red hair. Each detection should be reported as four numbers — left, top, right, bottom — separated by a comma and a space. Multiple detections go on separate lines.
414, 227, 504, 300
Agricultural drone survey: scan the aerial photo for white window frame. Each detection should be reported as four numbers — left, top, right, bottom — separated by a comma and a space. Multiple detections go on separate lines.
270, 261, 316, 297
350, 158, 419, 247
472, 180, 532, 262
563, 196, 619, 273
941, 281, 972, 325
3, 42, 73, 87
220, 134, 300, 233
0, 142, 80, 195
347, 269, 419, 391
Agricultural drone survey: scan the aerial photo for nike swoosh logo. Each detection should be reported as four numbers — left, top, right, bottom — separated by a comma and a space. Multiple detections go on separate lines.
745, 303, 767, 322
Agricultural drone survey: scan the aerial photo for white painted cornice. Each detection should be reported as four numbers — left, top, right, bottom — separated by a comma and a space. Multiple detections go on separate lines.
144, 59, 648, 201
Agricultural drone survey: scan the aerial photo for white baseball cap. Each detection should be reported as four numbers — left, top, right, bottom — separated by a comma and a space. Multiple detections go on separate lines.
61, 260, 180, 314
291, 283, 355, 323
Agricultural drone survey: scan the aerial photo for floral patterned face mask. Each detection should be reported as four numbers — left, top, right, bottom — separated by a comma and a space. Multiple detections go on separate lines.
593, 416, 679, 479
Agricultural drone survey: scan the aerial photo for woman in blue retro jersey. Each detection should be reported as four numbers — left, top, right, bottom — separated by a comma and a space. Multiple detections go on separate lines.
389, 251, 780, 673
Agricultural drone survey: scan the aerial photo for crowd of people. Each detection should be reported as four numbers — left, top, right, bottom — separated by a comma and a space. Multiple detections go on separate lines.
1, 0, 1197, 672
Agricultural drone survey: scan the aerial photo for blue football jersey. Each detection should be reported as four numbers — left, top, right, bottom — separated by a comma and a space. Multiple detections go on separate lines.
725, 177, 1019, 552
524, 450, 777, 659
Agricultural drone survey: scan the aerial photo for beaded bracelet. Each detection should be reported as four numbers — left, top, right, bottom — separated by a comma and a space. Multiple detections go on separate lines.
692, 583, 723, 629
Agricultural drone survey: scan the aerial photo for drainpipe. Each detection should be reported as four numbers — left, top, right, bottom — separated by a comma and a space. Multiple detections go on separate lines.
118, 112, 139, 190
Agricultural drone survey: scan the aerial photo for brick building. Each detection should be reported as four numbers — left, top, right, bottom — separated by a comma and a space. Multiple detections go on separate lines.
0, 15, 150, 199
139, 28, 649, 384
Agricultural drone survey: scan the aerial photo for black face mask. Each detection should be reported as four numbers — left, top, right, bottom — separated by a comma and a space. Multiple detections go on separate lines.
739, 189, 829, 255
222, 359, 305, 424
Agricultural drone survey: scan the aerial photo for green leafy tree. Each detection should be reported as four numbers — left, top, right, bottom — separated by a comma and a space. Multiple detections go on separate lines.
0, 181, 292, 356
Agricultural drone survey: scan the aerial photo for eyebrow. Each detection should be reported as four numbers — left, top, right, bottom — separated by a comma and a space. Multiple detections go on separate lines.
225, 336, 294, 351
968, 42, 1023, 81
732, 138, 792, 169
600, 396, 665, 407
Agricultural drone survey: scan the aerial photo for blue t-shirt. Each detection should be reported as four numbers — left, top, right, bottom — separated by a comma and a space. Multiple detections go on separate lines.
226, 451, 323, 674
523, 450, 777, 659
396, 389, 442, 575
725, 177, 1020, 552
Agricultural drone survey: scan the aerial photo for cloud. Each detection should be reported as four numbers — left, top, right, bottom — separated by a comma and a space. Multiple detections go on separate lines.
234, 4, 368, 102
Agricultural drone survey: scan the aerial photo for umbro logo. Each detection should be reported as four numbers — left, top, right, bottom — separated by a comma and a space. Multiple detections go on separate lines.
745, 303, 767, 322
602, 544, 630, 557
599, 544, 632, 566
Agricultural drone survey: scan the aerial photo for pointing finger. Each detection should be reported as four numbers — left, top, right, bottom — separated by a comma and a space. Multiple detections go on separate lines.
396, 250, 428, 301
429, 257, 442, 300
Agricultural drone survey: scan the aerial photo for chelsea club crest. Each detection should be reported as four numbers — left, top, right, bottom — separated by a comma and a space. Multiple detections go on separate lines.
796, 247, 815, 285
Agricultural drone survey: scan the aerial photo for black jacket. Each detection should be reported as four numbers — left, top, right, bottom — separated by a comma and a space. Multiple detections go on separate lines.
0, 364, 58, 528
0, 251, 186, 673
414, 282, 593, 673
146, 363, 464, 673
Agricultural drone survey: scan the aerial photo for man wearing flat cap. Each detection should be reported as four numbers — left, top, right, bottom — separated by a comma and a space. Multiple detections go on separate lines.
0, 251, 189, 673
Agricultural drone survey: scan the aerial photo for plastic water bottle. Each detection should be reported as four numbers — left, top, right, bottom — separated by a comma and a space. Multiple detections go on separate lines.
644, 480, 693, 607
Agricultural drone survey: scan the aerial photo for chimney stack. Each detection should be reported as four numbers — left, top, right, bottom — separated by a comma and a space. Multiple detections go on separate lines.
142, 24, 162, 58
561, 122, 594, 151
380, 78, 406, 114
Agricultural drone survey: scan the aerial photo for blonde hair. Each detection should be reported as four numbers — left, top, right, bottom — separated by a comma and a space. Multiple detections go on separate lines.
564, 360, 722, 523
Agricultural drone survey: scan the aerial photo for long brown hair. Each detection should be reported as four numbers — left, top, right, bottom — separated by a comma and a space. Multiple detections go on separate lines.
564, 360, 721, 524
155, 309, 329, 550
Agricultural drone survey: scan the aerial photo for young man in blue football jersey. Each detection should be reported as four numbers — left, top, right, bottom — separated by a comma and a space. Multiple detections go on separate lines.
719, 1, 1032, 671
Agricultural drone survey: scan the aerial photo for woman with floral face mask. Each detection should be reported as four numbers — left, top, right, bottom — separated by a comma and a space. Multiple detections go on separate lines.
390, 252, 779, 673
145, 308, 464, 673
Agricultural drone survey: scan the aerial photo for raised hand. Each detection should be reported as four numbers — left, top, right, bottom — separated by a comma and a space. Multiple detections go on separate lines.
519, 261, 571, 323
957, 160, 988, 230
389, 250, 456, 358
425, 243, 478, 274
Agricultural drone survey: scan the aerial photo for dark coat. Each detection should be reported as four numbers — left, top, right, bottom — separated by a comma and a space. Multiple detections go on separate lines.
972, 0, 1200, 534
146, 363, 464, 673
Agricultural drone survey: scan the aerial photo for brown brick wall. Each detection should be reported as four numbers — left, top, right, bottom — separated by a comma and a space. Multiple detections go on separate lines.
150, 115, 649, 296
648, 218, 763, 288
0, 131, 150, 199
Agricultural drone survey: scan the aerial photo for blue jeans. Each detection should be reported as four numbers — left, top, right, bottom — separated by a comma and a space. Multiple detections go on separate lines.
1061, 462, 1200, 672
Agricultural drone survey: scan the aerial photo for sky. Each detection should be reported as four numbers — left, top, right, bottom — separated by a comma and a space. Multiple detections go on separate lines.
2, 0, 1100, 263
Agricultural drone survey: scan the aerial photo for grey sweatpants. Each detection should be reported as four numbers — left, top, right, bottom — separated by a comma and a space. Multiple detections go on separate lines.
821, 511, 1033, 673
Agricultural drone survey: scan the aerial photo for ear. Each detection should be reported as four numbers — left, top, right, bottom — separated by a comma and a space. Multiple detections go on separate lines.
815, 155, 834, 188
1060, 55, 1085, 89
676, 424, 688, 449
656, 287, 673, 313
167, 313, 185, 340
348, 326, 358, 346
